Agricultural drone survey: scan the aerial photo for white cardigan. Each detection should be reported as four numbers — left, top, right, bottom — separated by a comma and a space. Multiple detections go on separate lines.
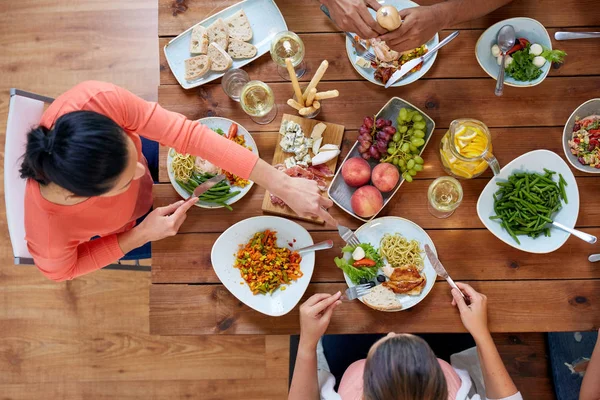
317, 345, 523, 400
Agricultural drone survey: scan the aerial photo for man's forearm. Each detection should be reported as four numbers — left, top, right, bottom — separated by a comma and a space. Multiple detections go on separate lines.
436, 0, 514, 28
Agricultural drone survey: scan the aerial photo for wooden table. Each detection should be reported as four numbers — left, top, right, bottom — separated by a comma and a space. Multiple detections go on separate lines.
150, 0, 600, 335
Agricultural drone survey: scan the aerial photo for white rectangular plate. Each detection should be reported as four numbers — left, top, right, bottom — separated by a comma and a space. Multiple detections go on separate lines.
164, 0, 287, 89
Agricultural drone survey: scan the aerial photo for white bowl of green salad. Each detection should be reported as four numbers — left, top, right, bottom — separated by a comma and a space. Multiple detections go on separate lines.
563, 99, 600, 173
475, 17, 566, 88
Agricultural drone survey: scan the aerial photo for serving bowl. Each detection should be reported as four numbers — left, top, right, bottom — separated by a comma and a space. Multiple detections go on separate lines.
211, 216, 315, 316
475, 17, 552, 88
477, 150, 579, 253
562, 98, 600, 174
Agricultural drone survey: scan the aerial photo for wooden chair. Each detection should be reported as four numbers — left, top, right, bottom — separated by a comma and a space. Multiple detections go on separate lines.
5, 88, 150, 272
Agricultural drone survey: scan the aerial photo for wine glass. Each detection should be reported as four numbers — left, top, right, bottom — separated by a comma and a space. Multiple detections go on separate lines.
270, 31, 306, 80
240, 80, 278, 125
221, 68, 250, 102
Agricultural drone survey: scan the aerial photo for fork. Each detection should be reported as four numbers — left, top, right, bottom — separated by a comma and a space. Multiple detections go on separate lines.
320, 5, 376, 63
344, 283, 374, 300
337, 224, 361, 247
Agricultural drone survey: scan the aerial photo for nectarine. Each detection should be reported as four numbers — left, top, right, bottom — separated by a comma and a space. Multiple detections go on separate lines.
371, 163, 399, 192
351, 185, 383, 218
342, 157, 371, 187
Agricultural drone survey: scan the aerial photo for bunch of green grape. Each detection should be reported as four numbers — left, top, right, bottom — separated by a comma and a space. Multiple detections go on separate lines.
380, 107, 427, 183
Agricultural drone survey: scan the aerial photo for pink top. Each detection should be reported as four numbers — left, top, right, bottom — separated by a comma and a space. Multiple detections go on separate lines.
337, 358, 462, 400
25, 81, 258, 281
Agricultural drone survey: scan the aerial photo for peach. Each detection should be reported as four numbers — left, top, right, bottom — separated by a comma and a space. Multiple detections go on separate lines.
342, 157, 371, 187
351, 185, 383, 218
371, 163, 399, 193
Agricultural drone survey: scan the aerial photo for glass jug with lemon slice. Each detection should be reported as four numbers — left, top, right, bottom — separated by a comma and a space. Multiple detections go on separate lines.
439, 119, 500, 179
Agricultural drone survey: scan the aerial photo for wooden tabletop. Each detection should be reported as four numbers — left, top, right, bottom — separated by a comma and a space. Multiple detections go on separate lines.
151, 0, 600, 335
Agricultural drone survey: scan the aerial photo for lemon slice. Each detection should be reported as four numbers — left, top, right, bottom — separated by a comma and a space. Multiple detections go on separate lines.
454, 126, 467, 138
451, 164, 474, 179
473, 160, 489, 175
457, 131, 478, 141
458, 139, 469, 148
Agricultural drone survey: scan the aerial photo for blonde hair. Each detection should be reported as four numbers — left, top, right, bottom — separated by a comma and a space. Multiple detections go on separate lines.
363, 334, 447, 400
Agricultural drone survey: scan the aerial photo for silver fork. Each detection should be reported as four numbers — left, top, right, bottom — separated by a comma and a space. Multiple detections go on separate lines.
337, 224, 361, 247
320, 5, 376, 63
344, 283, 373, 300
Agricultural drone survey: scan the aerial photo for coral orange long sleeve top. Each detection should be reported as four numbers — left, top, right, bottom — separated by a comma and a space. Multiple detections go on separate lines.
25, 81, 258, 281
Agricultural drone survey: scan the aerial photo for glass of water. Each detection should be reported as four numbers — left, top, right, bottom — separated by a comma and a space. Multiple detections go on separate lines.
221, 69, 250, 102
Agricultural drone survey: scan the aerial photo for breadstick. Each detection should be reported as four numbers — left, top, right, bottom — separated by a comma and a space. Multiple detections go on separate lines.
312, 100, 321, 110
315, 90, 339, 101
285, 58, 305, 107
305, 88, 317, 106
299, 106, 318, 116
302, 60, 329, 100
286, 99, 304, 111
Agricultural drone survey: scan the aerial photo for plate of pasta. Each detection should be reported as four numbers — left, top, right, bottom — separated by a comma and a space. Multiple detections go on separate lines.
335, 216, 436, 312
167, 117, 259, 209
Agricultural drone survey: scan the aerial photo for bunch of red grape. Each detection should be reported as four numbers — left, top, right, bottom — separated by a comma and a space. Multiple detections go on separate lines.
357, 116, 397, 161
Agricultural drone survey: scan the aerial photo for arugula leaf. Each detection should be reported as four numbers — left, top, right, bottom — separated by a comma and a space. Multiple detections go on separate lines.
541, 47, 566, 64
215, 128, 225, 135
505, 46, 542, 81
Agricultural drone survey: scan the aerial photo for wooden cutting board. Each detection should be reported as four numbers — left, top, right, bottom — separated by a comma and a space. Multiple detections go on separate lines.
261, 113, 345, 223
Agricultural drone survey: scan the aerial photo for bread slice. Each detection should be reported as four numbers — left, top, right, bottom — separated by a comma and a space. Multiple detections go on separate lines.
207, 42, 232, 72
225, 10, 253, 41
207, 18, 229, 50
184, 55, 211, 81
227, 39, 257, 59
190, 24, 209, 54
362, 285, 403, 312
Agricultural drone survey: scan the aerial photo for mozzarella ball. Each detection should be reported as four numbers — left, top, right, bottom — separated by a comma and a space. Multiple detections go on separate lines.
529, 43, 543, 56
505, 55, 513, 67
497, 55, 503, 65
533, 56, 546, 68
491, 44, 501, 57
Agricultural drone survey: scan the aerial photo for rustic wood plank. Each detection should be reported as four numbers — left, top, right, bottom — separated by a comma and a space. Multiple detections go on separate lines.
158, 0, 600, 37
159, 28, 600, 85
149, 280, 600, 335
265, 335, 290, 380
157, 77, 600, 131
158, 126, 592, 184
151, 228, 600, 284
261, 114, 344, 222
153, 176, 600, 232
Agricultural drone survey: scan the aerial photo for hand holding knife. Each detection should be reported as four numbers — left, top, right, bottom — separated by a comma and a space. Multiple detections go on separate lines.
424, 244, 469, 304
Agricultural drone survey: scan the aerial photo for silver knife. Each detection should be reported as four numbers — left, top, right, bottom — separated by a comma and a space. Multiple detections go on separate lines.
555, 31, 600, 40
424, 244, 467, 302
385, 30, 460, 88
192, 174, 226, 198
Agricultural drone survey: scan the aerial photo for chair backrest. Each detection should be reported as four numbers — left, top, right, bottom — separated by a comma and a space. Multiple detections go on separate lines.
5, 89, 54, 264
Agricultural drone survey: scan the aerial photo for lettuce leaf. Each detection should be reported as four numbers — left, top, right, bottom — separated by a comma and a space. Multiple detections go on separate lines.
505, 46, 542, 81
541, 47, 566, 64
336, 243, 383, 284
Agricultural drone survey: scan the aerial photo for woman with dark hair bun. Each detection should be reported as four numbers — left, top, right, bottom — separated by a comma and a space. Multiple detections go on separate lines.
289, 283, 522, 400
22, 81, 336, 281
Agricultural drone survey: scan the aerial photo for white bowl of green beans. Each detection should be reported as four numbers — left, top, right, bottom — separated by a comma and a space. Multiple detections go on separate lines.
477, 150, 579, 253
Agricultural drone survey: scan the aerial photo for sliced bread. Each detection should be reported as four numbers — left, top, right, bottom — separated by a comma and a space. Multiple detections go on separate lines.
225, 10, 252, 41
362, 285, 403, 312
184, 55, 211, 81
206, 18, 229, 51
207, 42, 233, 72
227, 39, 257, 59
189, 24, 209, 54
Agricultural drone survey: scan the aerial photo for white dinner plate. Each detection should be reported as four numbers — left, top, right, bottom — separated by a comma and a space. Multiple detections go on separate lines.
342, 216, 437, 312
345, 0, 439, 87
166, 117, 258, 208
164, 0, 287, 89
211, 216, 315, 316
477, 150, 579, 253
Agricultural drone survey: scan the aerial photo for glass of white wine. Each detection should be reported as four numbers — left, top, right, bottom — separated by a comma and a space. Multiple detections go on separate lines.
270, 31, 306, 80
240, 80, 278, 125
427, 176, 463, 218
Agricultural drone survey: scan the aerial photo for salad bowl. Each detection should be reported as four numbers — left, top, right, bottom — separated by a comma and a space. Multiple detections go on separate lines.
475, 17, 552, 88
563, 98, 600, 174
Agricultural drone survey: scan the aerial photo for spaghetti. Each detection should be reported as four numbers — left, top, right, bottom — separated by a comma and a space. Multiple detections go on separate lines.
379, 233, 424, 270
171, 151, 196, 182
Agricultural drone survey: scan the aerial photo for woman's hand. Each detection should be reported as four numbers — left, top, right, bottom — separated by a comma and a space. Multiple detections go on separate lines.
136, 197, 198, 242
378, 5, 447, 53
321, 0, 386, 39
276, 176, 338, 226
451, 282, 490, 341
299, 292, 342, 350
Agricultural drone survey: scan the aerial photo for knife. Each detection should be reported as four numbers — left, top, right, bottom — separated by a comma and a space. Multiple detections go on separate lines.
385, 30, 460, 88
424, 244, 467, 302
555, 31, 600, 40
192, 174, 226, 198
